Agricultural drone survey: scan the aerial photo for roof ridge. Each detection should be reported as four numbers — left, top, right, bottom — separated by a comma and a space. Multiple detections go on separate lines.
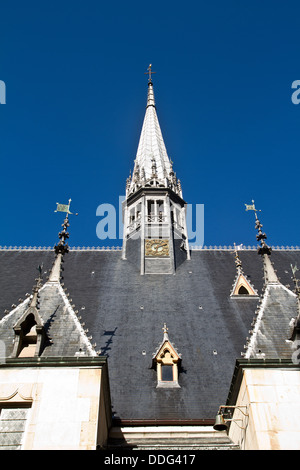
1, 245, 300, 251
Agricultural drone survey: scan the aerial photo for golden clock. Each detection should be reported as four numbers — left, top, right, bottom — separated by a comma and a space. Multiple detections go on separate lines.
145, 239, 169, 257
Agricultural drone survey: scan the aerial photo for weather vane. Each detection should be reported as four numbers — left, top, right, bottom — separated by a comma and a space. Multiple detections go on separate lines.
145, 64, 156, 82
245, 200, 260, 213
54, 198, 78, 216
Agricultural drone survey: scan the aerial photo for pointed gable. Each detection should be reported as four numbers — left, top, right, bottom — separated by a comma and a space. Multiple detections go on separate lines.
152, 324, 182, 388
244, 204, 298, 359
230, 245, 258, 297
231, 273, 258, 296
0, 204, 97, 359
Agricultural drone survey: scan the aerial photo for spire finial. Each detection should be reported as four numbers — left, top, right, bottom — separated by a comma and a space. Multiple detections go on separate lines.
29, 264, 43, 308
245, 200, 271, 256
49, 199, 77, 283
145, 64, 156, 83
162, 323, 169, 341
233, 243, 243, 272
245, 200, 279, 284
53, 199, 78, 256
145, 66, 156, 108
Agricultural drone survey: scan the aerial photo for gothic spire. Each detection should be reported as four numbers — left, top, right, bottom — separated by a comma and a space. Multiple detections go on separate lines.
245, 200, 279, 285
127, 65, 174, 195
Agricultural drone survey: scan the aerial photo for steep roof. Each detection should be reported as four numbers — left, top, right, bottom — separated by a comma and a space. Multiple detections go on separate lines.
0, 248, 96, 359
0, 247, 299, 421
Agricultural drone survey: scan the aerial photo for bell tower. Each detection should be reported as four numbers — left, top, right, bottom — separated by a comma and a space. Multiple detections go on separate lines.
122, 65, 190, 274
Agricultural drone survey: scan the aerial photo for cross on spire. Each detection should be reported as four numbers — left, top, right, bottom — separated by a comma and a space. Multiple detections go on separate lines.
145, 64, 156, 82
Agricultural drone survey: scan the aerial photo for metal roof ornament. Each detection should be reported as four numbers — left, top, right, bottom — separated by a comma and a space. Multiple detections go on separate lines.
245, 200, 271, 256
245, 200, 279, 285
233, 243, 243, 271
54, 199, 78, 257
144, 63, 156, 83
49, 199, 78, 282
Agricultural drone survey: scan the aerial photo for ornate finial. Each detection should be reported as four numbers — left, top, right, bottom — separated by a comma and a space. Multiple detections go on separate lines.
162, 323, 169, 341
245, 200, 271, 256
145, 64, 156, 83
29, 263, 44, 308
233, 243, 243, 271
33, 264, 43, 290
54, 199, 77, 256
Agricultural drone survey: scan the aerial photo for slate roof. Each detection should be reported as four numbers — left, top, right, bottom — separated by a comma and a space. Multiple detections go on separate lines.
0, 248, 300, 422
245, 282, 298, 359
0, 253, 96, 358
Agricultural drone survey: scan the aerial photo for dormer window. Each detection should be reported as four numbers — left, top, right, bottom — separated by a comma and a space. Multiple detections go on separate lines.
230, 247, 259, 298
12, 306, 47, 358
238, 285, 250, 295
230, 274, 258, 298
161, 363, 174, 381
17, 314, 38, 358
152, 324, 181, 388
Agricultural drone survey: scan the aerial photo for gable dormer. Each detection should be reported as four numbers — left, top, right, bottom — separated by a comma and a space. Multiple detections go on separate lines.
230, 245, 258, 298
152, 324, 181, 388
12, 297, 47, 358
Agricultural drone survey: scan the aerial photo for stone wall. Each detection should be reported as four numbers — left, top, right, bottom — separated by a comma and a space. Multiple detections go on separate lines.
0, 360, 111, 450
229, 368, 300, 450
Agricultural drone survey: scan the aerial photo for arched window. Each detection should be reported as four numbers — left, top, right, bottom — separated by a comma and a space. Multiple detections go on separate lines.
238, 285, 250, 295
12, 310, 47, 358
18, 314, 38, 358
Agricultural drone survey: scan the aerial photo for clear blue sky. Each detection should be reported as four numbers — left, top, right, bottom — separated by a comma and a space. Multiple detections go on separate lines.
1, 1, 300, 248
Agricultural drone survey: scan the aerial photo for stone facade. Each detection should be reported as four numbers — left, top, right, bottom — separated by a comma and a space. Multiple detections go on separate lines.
227, 362, 300, 450
0, 358, 111, 450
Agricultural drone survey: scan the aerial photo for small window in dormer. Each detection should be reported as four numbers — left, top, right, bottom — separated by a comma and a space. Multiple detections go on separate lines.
161, 364, 173, 381
231, 274, 258, 297
152, 324, 181, 388
238, 285, 250, 295
13, 309, 47, 358
18, 314, 38, 358
230, 247, 259, 298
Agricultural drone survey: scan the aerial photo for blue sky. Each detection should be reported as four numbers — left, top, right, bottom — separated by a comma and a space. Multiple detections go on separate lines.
1, 1, 300, 248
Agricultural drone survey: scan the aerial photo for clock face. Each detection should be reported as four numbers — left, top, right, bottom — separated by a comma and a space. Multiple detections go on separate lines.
145, 239, 169, 257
